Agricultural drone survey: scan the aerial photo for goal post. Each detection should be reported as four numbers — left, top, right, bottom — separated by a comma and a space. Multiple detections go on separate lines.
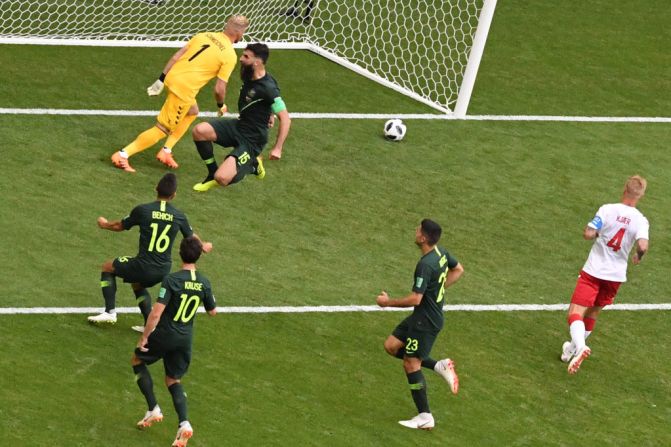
0, 0, 497, 115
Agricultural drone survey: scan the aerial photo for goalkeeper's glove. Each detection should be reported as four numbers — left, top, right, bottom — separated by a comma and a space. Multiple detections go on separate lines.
217, 102, 228, 117
147, 73, 166, 96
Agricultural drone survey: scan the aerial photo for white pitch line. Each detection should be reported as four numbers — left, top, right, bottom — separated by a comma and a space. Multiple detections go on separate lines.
1, 303, 671, 315
1, 108, 671, 122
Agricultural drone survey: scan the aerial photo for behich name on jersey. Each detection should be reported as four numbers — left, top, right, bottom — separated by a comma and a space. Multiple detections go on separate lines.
152, 211, 174, 221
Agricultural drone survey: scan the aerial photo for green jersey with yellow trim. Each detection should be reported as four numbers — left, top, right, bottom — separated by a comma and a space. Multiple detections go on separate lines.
121, 200, 193, 268
411, 245, 459, 330
156, 269, 216, 339
237, 73, 284, 147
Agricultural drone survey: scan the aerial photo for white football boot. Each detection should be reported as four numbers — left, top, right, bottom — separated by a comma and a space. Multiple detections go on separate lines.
136, 405, 163, 429
398, 412, 435, 430
560, 341, 575, 363
87, 311, 117, 324
131, 325, 145, 333
568, 345, 591, 375
435, 359, 459, 394
172, 421, 194, 447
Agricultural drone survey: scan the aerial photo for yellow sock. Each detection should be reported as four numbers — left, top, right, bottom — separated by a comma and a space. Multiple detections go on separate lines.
163, 114, 197, 151
122, 126, 167, 157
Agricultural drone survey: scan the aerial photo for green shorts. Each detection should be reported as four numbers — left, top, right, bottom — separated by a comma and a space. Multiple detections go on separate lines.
134, 330, 192, 379
209, 118, 262, 184
391, 314, 440, 359
113, 256, 169, 288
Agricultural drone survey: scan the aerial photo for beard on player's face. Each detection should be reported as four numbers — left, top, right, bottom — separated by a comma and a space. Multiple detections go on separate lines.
240, 62, 255, 81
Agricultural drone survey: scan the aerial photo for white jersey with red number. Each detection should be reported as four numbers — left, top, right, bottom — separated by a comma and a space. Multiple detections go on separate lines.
582, 203, 649, 282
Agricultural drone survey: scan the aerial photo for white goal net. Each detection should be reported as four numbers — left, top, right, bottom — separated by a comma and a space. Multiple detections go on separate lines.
0, 0, 497, 114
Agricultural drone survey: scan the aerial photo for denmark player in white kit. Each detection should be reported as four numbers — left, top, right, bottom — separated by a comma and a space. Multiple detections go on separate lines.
562, 175, 649, 374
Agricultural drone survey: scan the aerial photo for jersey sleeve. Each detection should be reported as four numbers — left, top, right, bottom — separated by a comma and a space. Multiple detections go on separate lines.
447, 252, 459, 269
179, 214, 194, 238
157, 276, 175, 305
587, 205, 606, 230
202, 280, 217, 311
184, 34, 198, 50
636, 216, 650, 240
266, 82, 287, 114
412, 262, 432, 294
216, 50, 237, 82
121, 205, 142, 230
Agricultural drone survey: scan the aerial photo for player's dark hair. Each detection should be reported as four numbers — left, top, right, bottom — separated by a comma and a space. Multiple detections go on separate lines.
156, 173, 177, 198
420, 218, 442, 246
180, 236, 202, 264
246, 43, 270, 64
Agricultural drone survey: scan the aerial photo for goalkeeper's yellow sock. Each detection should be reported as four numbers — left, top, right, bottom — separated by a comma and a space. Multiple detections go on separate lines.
122, 126, 167, 157
163, 114, 197, 151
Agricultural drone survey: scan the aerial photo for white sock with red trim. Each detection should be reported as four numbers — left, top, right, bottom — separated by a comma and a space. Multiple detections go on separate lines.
570, 322, 585, 350
568, 314, 586, 351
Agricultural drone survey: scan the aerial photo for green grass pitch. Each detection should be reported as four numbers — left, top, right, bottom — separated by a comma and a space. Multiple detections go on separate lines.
1, 1, 670, 446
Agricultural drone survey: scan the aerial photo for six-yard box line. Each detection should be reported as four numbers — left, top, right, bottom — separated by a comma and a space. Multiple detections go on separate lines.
2, 303, 671, 315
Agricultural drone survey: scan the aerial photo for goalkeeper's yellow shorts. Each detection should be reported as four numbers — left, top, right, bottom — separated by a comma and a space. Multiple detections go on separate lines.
157, 91, 195, 133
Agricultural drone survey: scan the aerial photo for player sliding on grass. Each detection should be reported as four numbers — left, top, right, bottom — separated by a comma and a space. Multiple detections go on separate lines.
376, 219, 464, 430
132, 236, 217, 447
561, 175, 649, 375
110, 15, 248, 173
191, 43, 291, 192
88, 173, 212, 330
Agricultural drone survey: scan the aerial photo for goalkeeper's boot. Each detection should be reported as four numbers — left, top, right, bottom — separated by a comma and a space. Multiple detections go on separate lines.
87, 311, 117, 324
111, 151, 136, 173
398, 413, 434, 430
137, 405, 163, 429
156, 148, 179, 169
434, 358, 459, 394
193, 176, 219, 192
568, 345, 591, 375
172, 421, 194, 447
560, 341, 575, 363
254, 156, 266, 180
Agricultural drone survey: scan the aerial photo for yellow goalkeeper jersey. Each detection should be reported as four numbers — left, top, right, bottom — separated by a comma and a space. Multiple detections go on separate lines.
165, 32, 237, 101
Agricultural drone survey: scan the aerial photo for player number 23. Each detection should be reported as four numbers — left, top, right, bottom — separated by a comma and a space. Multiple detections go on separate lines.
436, 268, 448, 303
405, 338, 419, 352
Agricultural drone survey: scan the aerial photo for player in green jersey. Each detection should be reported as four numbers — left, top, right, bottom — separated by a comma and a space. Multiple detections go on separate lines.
132, 236, 216, 447
376, 219, 465, 430
191, 43, 292, 192
88, 173, 212, 329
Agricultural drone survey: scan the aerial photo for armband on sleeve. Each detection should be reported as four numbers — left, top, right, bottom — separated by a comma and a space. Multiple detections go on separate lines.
271, 97, 287, 114
587, 215, 603, 230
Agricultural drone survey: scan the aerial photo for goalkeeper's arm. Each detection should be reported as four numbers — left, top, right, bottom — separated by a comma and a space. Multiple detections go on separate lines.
214, 78, 228, 116
147, 45, 189, 96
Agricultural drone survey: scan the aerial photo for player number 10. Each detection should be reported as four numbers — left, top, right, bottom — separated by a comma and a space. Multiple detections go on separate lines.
174, 293, 200, 323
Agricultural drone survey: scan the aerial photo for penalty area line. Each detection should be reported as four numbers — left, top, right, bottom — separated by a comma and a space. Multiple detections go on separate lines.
1, 303, 671, 315
0, 108, 671, 122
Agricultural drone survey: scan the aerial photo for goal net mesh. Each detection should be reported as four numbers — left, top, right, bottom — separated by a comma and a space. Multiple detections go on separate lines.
0, 0, 484, 111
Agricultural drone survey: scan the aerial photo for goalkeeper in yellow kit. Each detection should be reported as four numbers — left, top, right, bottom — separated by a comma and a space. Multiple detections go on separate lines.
110, 15, 249, 173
